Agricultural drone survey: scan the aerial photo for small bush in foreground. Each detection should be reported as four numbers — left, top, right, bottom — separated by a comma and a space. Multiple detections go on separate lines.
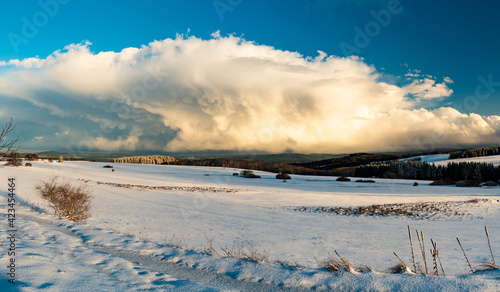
35, 176, 92, 222
25, 162, 32, 167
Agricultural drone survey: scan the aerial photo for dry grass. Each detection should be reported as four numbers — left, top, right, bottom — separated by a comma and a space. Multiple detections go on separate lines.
316, 251, 371, 274
274, 259, 305, 271
386, 263, 412, 274
35, 176, 92, 222
220, 241, 269, 263
5, 154, 22, 167
17, 199, 43, 213
290, 199, 490, 219
202, 233, 219, 255
477, 261, 500, 272
319, 256, 354, 273
78, 178, 238, 193
164, 234, 189, 250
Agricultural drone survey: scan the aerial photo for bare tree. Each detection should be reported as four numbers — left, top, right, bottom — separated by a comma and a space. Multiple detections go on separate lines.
0, 118, 19, 155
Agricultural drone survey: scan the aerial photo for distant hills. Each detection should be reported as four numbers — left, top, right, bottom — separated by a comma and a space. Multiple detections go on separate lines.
17, 146, 500, 171
15, 150, 341, 164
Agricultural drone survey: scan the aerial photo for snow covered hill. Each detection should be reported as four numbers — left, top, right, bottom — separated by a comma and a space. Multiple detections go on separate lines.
432, 154, 500, 166
1, 160, 500, 291
401, 153, 500, 166
398, 154, 450, 163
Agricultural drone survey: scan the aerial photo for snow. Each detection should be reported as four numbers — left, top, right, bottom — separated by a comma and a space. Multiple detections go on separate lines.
1, 160, 500, 291
408, 153, 500, 166
433, 154, 500, 166
398, 154, 450, 163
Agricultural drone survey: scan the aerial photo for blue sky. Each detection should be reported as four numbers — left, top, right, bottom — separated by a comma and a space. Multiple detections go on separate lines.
1, 0, 500, 153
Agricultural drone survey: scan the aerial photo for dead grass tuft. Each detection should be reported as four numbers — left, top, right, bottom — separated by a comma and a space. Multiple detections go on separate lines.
164, 234, 189, 250
387, 263, 412, 274
274, 259, 305, 271
220, 241, 269, 263
316, 251, 362, 273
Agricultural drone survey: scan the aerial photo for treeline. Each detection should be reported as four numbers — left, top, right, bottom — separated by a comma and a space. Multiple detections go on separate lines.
112, 154, 500, 182
354, 160, 500, 182
113, 155, 349, 175
450, 146, 500, 159
114, 155, 178, 164
167, 158, 320, 175
292, 152, 448, 170
1, 153, 81, 161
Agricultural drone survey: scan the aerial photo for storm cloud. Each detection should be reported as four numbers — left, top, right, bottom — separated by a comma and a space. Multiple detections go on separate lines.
0, 34, 498, 153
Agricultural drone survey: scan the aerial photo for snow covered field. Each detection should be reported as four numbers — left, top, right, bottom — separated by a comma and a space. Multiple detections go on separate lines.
403, 153, 500, 166
432, 154, 500, 166
1, 160, 500, 291
399, 154, 451, 163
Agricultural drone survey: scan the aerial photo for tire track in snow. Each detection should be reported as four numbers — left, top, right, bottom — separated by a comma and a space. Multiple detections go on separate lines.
18, 213, 312, 292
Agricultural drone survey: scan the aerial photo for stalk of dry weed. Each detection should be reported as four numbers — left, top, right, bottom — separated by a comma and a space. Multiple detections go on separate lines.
485, 226, 496, 267
416, 230, 429, 275
457, 237, 474, 273
430, 239, 440, 276
408, 225, 417, 273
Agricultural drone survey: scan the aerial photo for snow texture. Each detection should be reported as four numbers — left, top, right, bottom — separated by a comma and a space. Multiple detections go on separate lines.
1, 160, 500, 291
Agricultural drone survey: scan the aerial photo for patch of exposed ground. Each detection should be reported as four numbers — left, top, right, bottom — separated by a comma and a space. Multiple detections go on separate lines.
288, 199, 492, 219
78, 179, 239, 193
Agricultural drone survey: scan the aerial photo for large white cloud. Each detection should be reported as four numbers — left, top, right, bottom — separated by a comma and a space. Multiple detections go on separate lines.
0, 34, 498, 153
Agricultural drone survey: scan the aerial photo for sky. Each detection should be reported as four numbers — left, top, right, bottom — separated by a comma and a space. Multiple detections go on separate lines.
0, 0, 500, 154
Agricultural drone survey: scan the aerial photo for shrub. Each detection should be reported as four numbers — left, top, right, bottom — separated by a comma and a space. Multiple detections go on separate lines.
48, 158, 54, 163
5, 153, 22, 167
430, 177, 456, 186
103, 165, 114, 168
25, 153, 39, 161
25, 162, 32, 167
456, 180, 480, 187
59, 155, 64, 163
276, 173, 291, 180
35, 176, 92, 222
240, 170, 261, 178
336, 176, 351, 182
480, 181, 497, 187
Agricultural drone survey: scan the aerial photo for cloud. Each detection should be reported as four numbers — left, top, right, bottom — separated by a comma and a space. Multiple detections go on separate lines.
402, 78, 453, 100
0, 35, 498, 154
